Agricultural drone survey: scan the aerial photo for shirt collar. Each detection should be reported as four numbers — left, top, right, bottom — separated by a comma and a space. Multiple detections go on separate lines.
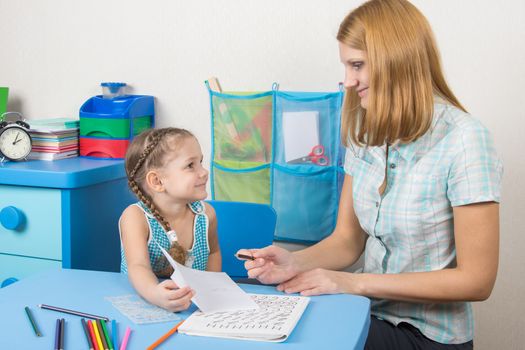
390, 106, 443, 162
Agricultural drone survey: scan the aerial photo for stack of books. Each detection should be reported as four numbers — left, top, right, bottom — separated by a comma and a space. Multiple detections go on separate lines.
28, 118, 80, 161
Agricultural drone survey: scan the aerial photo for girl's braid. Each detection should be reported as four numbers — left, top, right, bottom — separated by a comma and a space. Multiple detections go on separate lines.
127, 128, 189, 276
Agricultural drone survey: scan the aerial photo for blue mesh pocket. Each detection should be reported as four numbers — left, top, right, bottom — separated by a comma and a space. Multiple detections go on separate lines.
272, 165, 338, 243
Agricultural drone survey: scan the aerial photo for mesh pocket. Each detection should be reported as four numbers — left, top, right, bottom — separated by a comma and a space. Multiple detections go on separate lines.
274, 92, 341, 167
272, 165, 338, 243
212, 160, 271, 204
212, 93, 272, 163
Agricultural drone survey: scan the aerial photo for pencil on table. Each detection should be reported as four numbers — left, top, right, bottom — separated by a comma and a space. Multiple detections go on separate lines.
54, 318, 61, 350
101, 319, 114, 350
38, 304, 109, 321
59, 318, 65, 350
120, 327, 132, 350
87, 320, 100, 350
24, 306, 42, 337
91, 319, 104, 350
146, 320, 185, 350
81, 319, 94, 350
111, 320, 118, 350
96, 319, 109, 350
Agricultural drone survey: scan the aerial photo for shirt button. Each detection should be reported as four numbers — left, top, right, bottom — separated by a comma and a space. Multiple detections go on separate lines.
390, 163, 396, 169
375, 201, 379, 208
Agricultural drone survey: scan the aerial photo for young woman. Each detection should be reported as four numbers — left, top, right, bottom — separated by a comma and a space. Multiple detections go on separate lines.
239, 1, 502, 348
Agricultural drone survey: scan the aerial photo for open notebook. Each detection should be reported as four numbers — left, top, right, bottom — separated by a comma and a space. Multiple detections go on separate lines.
179, 294, 309, 342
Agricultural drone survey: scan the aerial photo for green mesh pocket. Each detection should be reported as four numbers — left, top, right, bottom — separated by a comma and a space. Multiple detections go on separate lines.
212, 160, 270, 204
212, 94, 272, 163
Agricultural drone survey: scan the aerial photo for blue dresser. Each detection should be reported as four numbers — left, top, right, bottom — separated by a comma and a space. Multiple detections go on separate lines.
0, 158, 135, 287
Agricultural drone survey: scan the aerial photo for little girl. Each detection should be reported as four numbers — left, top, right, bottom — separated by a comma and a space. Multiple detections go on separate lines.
119, 127, 221, 312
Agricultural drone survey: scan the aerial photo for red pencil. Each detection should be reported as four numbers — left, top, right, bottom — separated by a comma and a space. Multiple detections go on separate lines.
87, 320, 100, 350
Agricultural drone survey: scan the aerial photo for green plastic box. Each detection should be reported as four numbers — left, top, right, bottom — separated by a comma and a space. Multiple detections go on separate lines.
80, 115, 151, 138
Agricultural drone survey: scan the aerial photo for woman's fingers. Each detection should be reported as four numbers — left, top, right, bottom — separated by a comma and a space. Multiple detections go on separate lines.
300, 287, 325, 296
246, 264, 270, 279
278, 276, 311, 294
278, 269, 332, 295
237, 245, 277, 261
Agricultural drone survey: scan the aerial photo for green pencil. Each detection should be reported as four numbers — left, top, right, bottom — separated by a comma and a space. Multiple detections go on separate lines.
100, 319, 114, 350
24, 306, 42, 337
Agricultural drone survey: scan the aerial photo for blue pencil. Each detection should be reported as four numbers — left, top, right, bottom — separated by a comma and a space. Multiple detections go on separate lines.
54, 319, 61, 350
112, 320, 118, 350
59, 318, 64, 350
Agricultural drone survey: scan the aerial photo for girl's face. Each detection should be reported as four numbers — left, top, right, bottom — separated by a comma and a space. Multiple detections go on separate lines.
339, 43, 370, 109
158, 136, 209, 203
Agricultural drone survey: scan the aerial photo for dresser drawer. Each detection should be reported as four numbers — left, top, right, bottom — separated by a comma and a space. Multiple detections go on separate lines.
0, 185, 62, 259
0, 253, 61, 287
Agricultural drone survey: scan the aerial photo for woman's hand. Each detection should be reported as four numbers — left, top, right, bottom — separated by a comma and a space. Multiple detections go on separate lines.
149, 279, 195, 312
237, 245, 299, 285
277, 268, 351, 296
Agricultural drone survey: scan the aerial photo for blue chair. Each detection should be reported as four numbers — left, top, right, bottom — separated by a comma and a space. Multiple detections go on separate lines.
207, 200, 276, 278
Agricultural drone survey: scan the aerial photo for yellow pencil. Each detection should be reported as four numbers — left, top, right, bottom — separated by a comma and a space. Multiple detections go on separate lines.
92, 318, 104, 350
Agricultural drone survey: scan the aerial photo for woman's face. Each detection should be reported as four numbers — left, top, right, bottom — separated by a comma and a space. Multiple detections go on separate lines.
339, 42, 370, 109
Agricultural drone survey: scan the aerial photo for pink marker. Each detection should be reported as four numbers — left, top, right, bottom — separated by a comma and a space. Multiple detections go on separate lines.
119, 327, 132, 350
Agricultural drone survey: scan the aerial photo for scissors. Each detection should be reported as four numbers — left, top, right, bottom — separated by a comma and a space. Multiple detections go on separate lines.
289, 145, 329, 166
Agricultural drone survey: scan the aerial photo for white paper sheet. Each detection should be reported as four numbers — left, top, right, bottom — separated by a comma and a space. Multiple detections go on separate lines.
282, 111, 320, 162
158, 245, 259, 313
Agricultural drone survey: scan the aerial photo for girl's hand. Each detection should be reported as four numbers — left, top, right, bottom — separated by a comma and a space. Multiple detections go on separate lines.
150, 280, 195, 312
277, 268, 350, 296
237, 245, 299, 285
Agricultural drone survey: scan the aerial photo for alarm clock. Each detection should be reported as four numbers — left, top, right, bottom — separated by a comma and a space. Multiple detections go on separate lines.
0, 112, 32, 162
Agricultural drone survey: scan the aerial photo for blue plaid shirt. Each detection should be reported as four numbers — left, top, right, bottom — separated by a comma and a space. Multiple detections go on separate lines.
344, 102, 503, 344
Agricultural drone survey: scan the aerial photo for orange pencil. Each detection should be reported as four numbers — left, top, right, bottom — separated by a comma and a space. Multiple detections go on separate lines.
146, 320, 185, 350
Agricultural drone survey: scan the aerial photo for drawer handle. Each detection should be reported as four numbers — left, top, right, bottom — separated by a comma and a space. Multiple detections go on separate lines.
0, 206, 25, 230
1, 277, 18, 288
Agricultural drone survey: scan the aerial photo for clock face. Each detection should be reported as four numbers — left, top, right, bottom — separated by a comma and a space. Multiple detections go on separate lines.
0, 126, 32, 161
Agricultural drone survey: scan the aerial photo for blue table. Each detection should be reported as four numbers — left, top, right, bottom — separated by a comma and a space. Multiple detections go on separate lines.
0, 269, 370, 349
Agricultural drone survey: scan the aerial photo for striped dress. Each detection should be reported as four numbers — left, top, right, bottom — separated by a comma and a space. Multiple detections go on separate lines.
120, 200, 210, 274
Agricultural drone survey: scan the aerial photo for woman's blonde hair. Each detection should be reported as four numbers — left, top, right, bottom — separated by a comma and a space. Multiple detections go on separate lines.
337, 0, 466, 147
125, 127, 194, 276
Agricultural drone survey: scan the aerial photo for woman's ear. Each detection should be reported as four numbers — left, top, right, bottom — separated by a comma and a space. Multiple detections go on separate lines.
145, 170, 164, 192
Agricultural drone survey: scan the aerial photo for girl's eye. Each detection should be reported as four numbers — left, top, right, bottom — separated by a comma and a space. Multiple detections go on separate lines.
187, 162, 194, 169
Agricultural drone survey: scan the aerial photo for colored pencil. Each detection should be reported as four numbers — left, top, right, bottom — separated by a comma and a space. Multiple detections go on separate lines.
92, 319, 104, 350
38, 304, 109, 321
120, 327, 132, 350
96, 320, 108, 350
101, 319, 114, 350
146, 320, 184, 350
24, 306, 42, 337
87, 320, 100, 350
111, 320, 118, 350
81, 319, 94, 350
54, 318, 61, 350
59, 318, 65, 350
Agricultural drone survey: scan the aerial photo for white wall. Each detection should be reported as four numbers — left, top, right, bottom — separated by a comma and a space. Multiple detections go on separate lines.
1, 1, 524, 348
